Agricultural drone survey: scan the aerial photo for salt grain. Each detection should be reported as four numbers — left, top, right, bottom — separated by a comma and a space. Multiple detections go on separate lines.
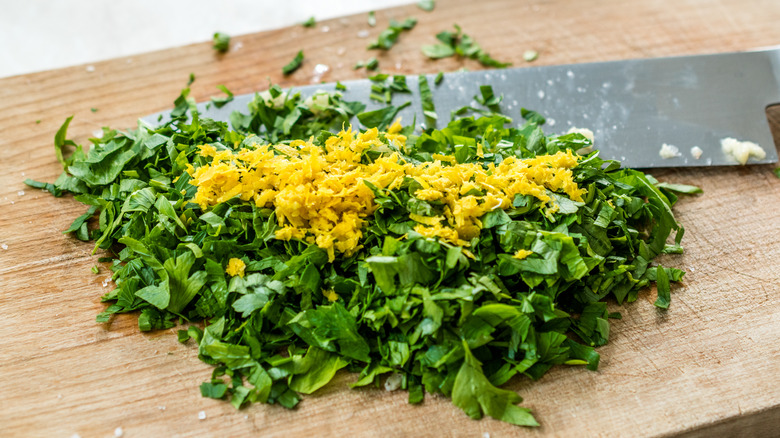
114, 427, 124, 437
337, 47, 346, 55
313, 64, 329, 75
357, 30, 369, 38
567, 70, 574, 78
537, 90, 545, 99
198, 410, 207, 420
321, 25, 330, 33
17, 190, 25, 196
86, 65, 95, 72
311, 64, 330, 83
659, 143, 681, 159
1, 244, 8, 250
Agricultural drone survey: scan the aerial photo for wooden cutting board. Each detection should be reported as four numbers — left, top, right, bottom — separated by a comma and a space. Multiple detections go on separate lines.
2, 0, 779, 436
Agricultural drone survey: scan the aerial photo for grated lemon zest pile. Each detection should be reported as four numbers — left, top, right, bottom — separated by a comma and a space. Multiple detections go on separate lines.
225, 258, 246, 277
189, 126, 584, 261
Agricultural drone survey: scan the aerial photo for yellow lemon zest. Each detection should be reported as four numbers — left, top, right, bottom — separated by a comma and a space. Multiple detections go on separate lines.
190, 126, 585, 261
512, 249, 534, 260
322, 288, 339, 302
226, 258, 246, 277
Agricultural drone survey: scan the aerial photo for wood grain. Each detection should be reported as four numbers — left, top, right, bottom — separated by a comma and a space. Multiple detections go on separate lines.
2, 0, 780, 436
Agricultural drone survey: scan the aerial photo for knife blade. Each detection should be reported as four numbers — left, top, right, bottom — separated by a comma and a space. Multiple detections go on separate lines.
143, 48, 780, 168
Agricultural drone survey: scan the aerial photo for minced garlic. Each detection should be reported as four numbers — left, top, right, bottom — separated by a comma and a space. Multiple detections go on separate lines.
720, 137, 766, 165
190, 126, 585, 261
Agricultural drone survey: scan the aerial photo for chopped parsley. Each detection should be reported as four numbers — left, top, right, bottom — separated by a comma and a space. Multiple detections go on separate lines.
302, 16, 316, 28
282, 50, 304, 75
354, 57, 379, 71
210, 85, 234, 108
36, 76, 694, 428
368, 18, 417, 50
417, 0, 435, 11
418, 74, 437, 127
422, 25, 511, 68
212, 32, 230, 53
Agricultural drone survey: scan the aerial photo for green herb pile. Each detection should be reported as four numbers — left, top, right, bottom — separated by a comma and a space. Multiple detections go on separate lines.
29, 80, 691, 427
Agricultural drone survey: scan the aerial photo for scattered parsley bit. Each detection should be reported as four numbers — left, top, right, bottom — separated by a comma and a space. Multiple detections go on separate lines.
212, 32, 230, 53
417, 0, 435, 11
91, 265, 100, 274
210, 85, 235, 108
418, 74, 437, 127
774, 167, 780, 178
36, 119, 41, 124
188, 73, 196, 86
90, 108, 98, 113
282, 50, 304, 75
38, 75, 693, 428
335, 81, 347, 91
302, 16, 316, 28
368, 11, 376, 27
200, 381, 228, 399
474, 84, 502, 112
368, 18, 417, 50
653, 266, 672, 309
367, 74, 411, 103
434, 71, 444, 85
654, 182, 703, 194
354, 57, 379, 71
523, 50, 539, 62
422, 24, 511, 68
24, 178, 63, 197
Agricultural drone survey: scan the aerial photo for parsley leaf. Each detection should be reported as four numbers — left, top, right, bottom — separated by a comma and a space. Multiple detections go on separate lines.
210, 85, 235, 108
282, 50, 305, 75
453, 341, 539, 426
422, 25, 511, 68
368, 18, 417, 50
417, 0, 435, 11
212, 32, 230, 53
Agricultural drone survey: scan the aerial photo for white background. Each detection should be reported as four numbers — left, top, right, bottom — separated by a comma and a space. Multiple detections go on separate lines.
0, 0, 412, 78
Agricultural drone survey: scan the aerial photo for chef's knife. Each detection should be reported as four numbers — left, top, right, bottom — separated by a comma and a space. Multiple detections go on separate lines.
143, 48, 780, 168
